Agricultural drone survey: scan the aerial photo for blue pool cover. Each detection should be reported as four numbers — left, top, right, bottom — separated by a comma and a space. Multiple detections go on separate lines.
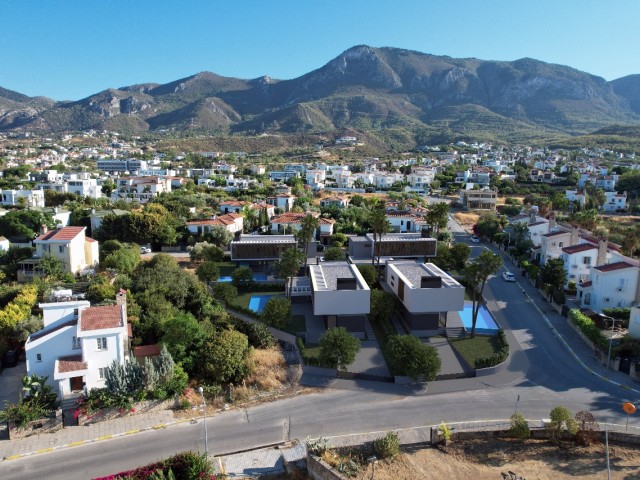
248, 295, 275, 313
458, 304, 500, 334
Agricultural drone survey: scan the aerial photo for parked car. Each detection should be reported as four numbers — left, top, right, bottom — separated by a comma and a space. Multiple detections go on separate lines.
140, 246, 151, 254
471, 235, 480, 243
502, 271, 515, 282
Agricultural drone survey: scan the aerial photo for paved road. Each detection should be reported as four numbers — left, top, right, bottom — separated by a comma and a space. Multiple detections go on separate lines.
2, 214, 639, 479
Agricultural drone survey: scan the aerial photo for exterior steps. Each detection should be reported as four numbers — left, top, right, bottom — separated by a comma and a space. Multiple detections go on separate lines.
446, 327, 466, 338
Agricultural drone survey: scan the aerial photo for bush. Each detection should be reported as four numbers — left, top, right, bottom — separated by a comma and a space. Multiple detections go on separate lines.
233, 318, 277, 349
212, 283, 238, 304
231, 266, 255, 291
509, 412, 530, 439
318, 327, 361, 370
93, 451, 214, 480
260, 296, 291, 329
385, 335, 441, 381
575, 410, 599, 446
547, 406, 578, 440
357, 264, 377, 288
474, 330, 509, 369
569, 309, 608, 350
195, 261, 220, 283
373, 431, 400, 459
438, 421, 452, 445
323, 246, 344, 261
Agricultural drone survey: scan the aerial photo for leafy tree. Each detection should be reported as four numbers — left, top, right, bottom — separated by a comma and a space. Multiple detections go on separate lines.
276, 247, 305, 298
330, 232, 349, 247
201, 329, 250, 384
86, 276, 116, 304
431, 242, 453, 271
574, 410, 599, 446
465, 251, 503, 337
241, 204, 259, 233
212, 283, 238, 304
509, 412, 531, 439
100, 239, 124, 262
450, 242, 471, 270
357, 264, 377, 288
0, 247, 34, 279
207, 226, 234, 249
323, 246, 344, 261
44, 190, 80, 207
385, 335, 441, 381
189, 242, 224, 263
161, 312, 208, 375
425, 202, 449, 238
318, 327, 360, 370
39, 254, 64, 279
133, 254, 192, 309
101, 179, 116, 198
547, 406, 578, 440
260, 296, 291, 329
539, 258, 567, 290
369, 290, 396, 324
0, 209, 55, 239
102, 245, 140, 274
231, 266, 255, 291
196, 261, 220, 283
474, 213, 503, 240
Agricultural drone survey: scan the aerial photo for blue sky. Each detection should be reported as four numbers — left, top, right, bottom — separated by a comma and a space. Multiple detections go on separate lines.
1, 0, 638, 100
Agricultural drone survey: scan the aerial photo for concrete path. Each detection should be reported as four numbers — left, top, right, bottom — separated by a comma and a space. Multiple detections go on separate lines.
0, 362, 26, 410
423, 337, 471, 377
348, 340, 391, 378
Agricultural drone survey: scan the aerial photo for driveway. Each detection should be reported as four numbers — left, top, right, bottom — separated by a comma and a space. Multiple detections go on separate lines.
423, 337, 473, 378
0, 361, 26, 409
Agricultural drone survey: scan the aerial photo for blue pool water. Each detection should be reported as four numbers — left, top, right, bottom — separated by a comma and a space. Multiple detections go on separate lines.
217, 274, 268, 282
248, 295, 275, 313
458, 304, 500, 335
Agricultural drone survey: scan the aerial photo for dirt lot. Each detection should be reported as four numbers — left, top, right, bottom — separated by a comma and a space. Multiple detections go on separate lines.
268, 437, 640, 480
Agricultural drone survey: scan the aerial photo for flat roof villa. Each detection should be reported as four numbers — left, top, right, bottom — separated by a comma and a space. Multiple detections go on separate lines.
230, 235, 298, 263
308, 262, 370, 338
385, 260, 465, 336
348, 233, 437, 264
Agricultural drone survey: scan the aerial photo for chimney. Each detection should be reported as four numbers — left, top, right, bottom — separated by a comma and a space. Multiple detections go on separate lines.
596, 239, 608, 267
40, 224, 48, 235
570, 227, 580, 246
549, 212, 556, 230
116, 289, 127, 322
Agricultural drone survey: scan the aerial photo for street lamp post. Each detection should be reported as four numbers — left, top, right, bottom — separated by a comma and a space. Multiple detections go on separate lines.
198, 386, 208, 457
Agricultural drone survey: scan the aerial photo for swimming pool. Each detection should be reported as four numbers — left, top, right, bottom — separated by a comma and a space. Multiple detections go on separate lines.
458, 304, 500, 335
217, 274, 269, 282
248, 295, 276, 314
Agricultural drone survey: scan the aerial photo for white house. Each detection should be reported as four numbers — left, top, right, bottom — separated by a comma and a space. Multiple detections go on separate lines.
602, 191, 627, 213
18, 226, 99, 281
565, 190, 586, 208
0, 188, 46, 207
561, 243, 601, 286
111, 176, 171, 204
25, 292, 129, 398
269, 212, 334, 241
308, 262, 370, 338
579, 262, 640, 313
186, 213, 243, 237
266, 194, 296, 213
386, 211, 422, 233
385, 261, 465, 336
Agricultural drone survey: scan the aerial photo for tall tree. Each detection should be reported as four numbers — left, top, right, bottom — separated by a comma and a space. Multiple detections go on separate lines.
369, 203, 391, 273
465, 251, 503, 338
241, 204, 258, 233
539, 258, 567, 290
425, 202, 449, 238
276, 247, 305, 298
295, 214, 319, 267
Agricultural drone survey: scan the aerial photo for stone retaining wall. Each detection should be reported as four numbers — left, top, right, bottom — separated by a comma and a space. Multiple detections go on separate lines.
307, 454, 349, 480
79, 398, 177, 426
8, 411, 62, 439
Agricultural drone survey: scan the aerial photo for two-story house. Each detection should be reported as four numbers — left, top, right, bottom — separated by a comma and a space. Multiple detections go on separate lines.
267, 194, 296, 213
186, 213, 243, 237
579, 262, 640, 312
25, 292, 129, 398
111, 176, 171, 204
602, 191, 627, 213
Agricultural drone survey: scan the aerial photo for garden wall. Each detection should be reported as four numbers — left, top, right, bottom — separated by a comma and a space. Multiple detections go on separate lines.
8, 411, 62, 439
307, 454, 349, 480
79, 398, 177, 426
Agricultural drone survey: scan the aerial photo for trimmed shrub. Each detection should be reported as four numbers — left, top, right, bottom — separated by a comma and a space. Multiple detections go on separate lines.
547, 406, 578, 441
509, 412, 530, 439
373, 431, 400, 459
474, 330, 509, 369
569, 309, 608, 350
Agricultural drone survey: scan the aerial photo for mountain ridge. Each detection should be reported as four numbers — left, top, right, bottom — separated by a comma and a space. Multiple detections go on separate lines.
2, 45, 640, 144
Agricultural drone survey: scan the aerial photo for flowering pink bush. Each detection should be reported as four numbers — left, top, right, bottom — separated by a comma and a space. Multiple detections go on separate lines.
92, 451, 216, 480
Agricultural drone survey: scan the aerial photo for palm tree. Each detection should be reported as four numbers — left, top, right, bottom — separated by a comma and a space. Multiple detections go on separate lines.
276, 247, 306, 299
465, 251, 503, 338
295, 214, 319, 267
241, 204, 258, 233
368, 203, 392, 274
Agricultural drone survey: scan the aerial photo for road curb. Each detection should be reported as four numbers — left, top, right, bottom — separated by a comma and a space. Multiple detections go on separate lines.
1, 417, 195, 462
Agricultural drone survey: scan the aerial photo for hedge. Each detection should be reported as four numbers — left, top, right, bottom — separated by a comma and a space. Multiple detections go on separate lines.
569, 309, 608, 350
474, 330, 509, 369
0, 284, 38, 332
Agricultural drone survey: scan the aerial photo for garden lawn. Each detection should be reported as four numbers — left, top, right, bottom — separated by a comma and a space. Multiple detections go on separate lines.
450, 336, 504, 369
302, 344, 322, 363
285, 314, 306, 335
229, 290, 285, 310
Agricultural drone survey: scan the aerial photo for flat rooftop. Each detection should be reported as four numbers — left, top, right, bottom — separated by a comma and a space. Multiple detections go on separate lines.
232, 234, 297, 244
388, 260, 462, 289
309, 262, 368, 291
365, 233, 435, 242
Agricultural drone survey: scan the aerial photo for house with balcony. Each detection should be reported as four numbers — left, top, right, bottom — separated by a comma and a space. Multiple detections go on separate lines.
0, 188, 45, 208
384, 260, 465, 336
270, 212, 334, 242
25, 292, 129, 398
565, 190, 587, 208
18, 226, 99, 282
602, 191, 627, 213
267, 194, 296, 213
460, 188, 497, 211
578, 262, 640, 313
308, 262, 370, 338
230, 234, 297, 267
186, 213, 243, 237
111, 176, 171, 204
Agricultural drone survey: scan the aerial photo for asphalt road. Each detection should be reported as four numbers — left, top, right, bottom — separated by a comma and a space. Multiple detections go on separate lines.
2, 211, 639, 479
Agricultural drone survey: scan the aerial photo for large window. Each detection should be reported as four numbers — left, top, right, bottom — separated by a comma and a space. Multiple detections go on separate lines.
98, 367, 108, 379
97, 337, 107, 350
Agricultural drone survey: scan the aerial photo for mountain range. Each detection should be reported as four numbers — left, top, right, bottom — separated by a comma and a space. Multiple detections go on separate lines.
2, 45, 640, 144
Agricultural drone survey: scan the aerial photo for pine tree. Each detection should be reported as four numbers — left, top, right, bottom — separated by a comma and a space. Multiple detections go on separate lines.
154, 345, 175, 382
144, 357, 159, 390
105, 360, 128, 396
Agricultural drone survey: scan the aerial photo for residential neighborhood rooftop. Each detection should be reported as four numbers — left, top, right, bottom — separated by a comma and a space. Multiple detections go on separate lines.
56, 354, 88, 373
388, 261, 461, 289
80, 304, 124, 331
36, 226, 85, 242
594, 261, 636, 273
562, 243, 597, 254
233, 235, 297, 244
309, 262, 367, 291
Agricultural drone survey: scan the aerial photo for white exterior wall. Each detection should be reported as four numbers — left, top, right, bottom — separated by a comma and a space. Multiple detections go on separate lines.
527, 222, 550, 247
312, 288, 370, 316
629, 306, 640, 339
541, 232, 571, 265
563, 249, 598, 285
40, 301, 89, 328
26, 326, 77, 390
80, 332, 125, 390
588, 268, 640, 312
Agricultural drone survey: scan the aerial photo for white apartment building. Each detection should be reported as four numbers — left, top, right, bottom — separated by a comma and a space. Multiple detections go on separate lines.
0, 188, 45, 208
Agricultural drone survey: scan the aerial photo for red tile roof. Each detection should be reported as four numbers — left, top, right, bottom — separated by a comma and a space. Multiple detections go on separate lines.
562, 244, 597, 254
79, 304, 124, 331
271, 212, 319, 224
57, 355, 88, 373
36, 226, 85, 242
579, 280, 592, 288
594, 262, 636, 273
133, 344, 162, 358
543, 230, 569, 238
86, 237, 97, 243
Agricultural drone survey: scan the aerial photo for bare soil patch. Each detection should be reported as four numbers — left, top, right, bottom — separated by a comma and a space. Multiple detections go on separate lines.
453, 212, 479, 232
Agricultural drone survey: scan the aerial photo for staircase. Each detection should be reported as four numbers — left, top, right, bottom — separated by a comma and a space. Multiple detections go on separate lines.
446, 326, 466, 338
364, 318, 376, 341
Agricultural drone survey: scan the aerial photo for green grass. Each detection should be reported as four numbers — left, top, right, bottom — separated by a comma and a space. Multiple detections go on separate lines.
229, 290, 285, 309
285, 314, 307, 335
213, 262, 238, 276
450, 336, 503, 369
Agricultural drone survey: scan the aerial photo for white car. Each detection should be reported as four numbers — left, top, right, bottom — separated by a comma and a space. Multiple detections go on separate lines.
471, 235, 480, 243
140, 247, 151, 254
502, 271, 515, 282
